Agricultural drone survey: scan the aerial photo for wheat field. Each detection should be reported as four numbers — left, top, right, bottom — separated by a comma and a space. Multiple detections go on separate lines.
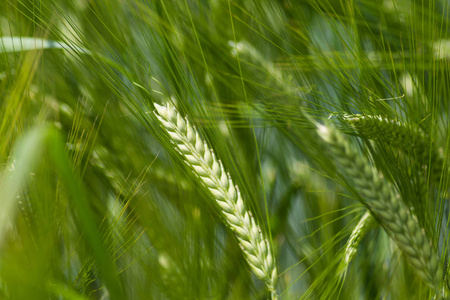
1, 0, 450, 299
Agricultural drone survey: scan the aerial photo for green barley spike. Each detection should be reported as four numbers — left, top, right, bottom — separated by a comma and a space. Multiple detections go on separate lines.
317, 123, 444, 292
343, 114, 445, 184
338, 211, 375, 275
154, 102, 278, 299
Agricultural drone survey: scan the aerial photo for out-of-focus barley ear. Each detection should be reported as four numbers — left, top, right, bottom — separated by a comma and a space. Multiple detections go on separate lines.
154, 102, 278, 299
317, 123, 444, 293
337, 211, 375, 276
343, 114, 446, 184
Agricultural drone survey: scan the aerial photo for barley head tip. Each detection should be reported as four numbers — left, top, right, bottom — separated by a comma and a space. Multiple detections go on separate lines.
154, 102, 167, 117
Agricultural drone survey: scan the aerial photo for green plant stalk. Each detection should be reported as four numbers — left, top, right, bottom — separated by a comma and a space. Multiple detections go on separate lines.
154, 102, 278, 299
317, 123, 444, 292
1, 126, 124, 299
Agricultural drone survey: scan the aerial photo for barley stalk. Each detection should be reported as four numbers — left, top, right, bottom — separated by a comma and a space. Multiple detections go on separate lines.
154, 102, 278, 299
317, 123, 444, 292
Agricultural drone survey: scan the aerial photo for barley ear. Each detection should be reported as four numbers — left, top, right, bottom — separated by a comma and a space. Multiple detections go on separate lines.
343, 114, 446, 184
338, 211, 374, 276
317, 123, 444, 292
154, 102, 278, 299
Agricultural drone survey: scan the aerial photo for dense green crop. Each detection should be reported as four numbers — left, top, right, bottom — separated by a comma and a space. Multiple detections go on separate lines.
1, 1, 449, 299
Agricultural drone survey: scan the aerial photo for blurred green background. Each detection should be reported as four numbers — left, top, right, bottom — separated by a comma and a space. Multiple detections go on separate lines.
1, 0, 449, 299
